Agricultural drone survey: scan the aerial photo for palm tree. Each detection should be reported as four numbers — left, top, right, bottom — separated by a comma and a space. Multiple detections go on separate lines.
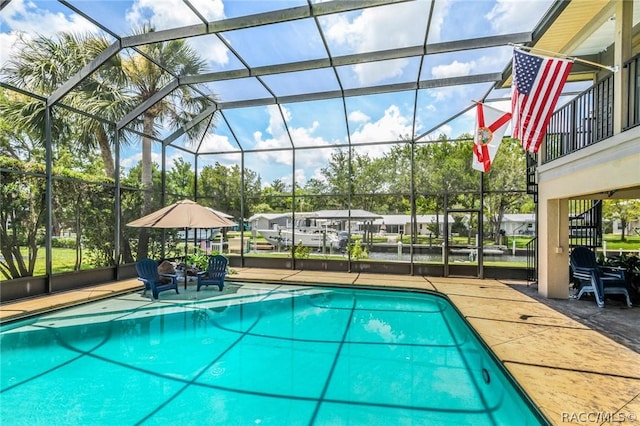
0, 32, 134, 276
122, 25, 213, 258
2, 28, 215, 264
1, 32, 132, 178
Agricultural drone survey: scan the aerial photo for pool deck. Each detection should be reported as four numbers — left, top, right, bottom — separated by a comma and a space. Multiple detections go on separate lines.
1, 268, 639, 425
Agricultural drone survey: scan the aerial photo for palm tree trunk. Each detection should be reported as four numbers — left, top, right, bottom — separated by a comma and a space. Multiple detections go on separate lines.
75, 204, 82, 270
97, 127, 115, 178
121, 233, 135, 263
136, 114, 154, 259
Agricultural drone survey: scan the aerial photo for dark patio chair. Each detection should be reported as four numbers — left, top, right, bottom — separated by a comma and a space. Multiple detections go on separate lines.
136, 258, 179, 300
196, 255, 228, 291
569, 246, 632, 308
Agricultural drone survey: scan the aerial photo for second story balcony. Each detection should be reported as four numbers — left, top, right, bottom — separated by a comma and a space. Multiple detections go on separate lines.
542, 52, 640, 164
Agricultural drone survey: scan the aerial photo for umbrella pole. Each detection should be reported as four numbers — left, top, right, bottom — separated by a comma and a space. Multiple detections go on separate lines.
184, 227, 188, 260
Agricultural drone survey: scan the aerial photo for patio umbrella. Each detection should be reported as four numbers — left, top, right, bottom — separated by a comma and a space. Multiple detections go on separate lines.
127, 199, 235, 256
208, 208, 233, 219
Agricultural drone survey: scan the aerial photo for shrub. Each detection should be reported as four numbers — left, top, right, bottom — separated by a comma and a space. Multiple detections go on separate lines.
293, 242, 310, 259
349, 240, 368, 260
51, 237, 76, 249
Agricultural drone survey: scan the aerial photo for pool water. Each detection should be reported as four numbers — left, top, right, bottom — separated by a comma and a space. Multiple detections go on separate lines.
1, 283, 547, 425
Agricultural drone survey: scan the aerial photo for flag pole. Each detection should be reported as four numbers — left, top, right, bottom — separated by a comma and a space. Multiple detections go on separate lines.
509, 43, 618, 72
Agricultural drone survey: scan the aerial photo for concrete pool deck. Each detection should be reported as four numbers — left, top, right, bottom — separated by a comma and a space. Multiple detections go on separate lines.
1, 268, 639, 425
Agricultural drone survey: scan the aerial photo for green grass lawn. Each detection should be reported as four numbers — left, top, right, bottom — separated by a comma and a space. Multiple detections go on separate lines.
601, 235, 640, 250
504, 234, 640, 250
27, 247, 85, 276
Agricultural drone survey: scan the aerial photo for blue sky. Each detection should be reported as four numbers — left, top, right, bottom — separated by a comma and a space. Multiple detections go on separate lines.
1, 0, 570, 187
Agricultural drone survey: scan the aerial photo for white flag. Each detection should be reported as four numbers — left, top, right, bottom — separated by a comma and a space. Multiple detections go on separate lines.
472, 103, 512, 172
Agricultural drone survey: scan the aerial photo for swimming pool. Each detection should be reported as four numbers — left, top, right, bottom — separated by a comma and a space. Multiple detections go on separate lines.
1, 282, 548, 425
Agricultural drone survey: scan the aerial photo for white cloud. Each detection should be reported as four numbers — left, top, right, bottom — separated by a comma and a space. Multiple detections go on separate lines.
277, 168, 308, 188
431, 60, 476, 79
249, 106, 344, 186
347, 105, 416, 158
253, 105, 335, 169
439, 124, 453, 136
348, 110, 370, 123
265, 105, 287, 139
426, 0, 451, 43
350, 105, 414, 145
252, 107, 291, 165
486, 0, 551, 33
0, 32, 20, 70
0, 0, 101, 68
1, 0, 98, 36
321, 2, 427, 85
420, 124, 453, 141
289, 125, 328, 148
188, 0, 225, 21
198, 132, 236, 152
430, 48, 512, 80
189, 36, 231, 68
120, 150, 162, 170
195, 132, 241, 167
348, 3, 424, 51
165, 151, 188, 168
126, 0, 202, 28
429, 86, 464, 102
352, 58, 410, 86
125, 0, 230, 67
252, 129, 288, 164
309, 167, 328, 183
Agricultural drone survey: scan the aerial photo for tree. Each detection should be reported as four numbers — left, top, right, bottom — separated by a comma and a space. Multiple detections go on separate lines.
197, 162, 261, 219
603, 199, 640, 241
270, 178, 288, 193
384, 143, 413, 213
0, 90, 46, 162
121, 160, 162, 258
318, 148, 392, 211
483, 138, 529, 244
55, 176, 117, 269
166, 157, 195, 199
320, 149, 351, 208
261, 180, 291, 212
0, 31, 139, 267
412, 136, 477, 240
302, 178, 329, 211
122, 25, 211, 258
351, 153, 388, 211
0, 155, 116, 278
0, 158, 45, 279
0, 32, 132, 178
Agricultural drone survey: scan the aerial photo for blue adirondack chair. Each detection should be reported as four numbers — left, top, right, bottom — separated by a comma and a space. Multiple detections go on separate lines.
136, 258, 179, 300
570, 246, 632, 308
196, 255, 228, 291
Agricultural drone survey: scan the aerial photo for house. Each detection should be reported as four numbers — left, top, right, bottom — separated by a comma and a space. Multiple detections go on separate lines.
312, 209, 382, 233
373, 215, 455, 235
249, 210, 383, 233
610, 217, 640, 236
247, 213, 291, 231
501, 214, 536, 236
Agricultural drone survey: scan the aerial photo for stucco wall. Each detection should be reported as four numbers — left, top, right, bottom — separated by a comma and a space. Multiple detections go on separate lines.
536, 129, 640, 299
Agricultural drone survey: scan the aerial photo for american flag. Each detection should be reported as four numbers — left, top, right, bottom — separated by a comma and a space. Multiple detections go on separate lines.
511, 49, 572, 153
